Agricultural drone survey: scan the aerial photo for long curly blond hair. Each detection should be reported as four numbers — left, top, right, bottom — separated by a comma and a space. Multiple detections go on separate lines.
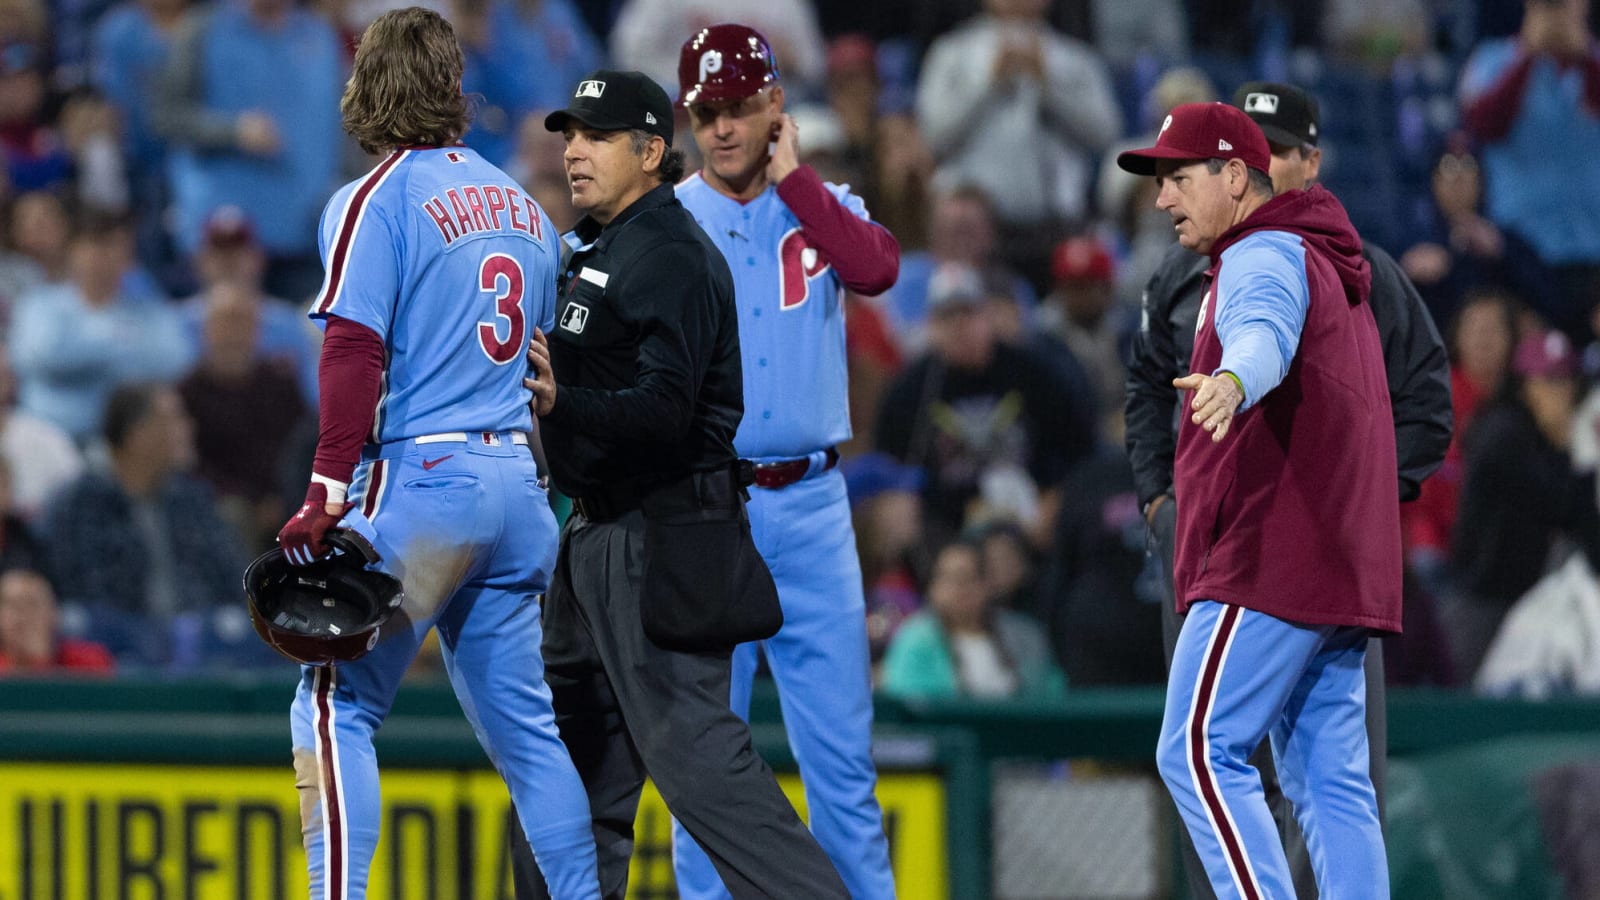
340, 7, 470, 155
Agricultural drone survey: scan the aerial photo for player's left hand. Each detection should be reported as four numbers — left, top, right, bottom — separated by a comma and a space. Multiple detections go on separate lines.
278, 482, 355, 565
1174, 371, 1244, 442
766, 113, 800, 185
523, 328, 557, 416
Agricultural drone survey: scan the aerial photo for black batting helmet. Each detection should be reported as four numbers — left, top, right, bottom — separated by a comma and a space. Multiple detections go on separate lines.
243, 529, 404, 666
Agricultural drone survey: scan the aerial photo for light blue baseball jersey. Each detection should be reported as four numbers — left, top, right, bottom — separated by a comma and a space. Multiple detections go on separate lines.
310, 146, 559, 439
675, 172, 858, 459
672, 170, 898, 900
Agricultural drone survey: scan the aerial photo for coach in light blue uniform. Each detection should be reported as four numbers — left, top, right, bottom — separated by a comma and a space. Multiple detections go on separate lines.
273, 10, 598, 898
669, 24, 901, 900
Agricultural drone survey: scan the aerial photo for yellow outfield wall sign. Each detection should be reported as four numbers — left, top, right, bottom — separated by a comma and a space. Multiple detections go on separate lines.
0, 763, 945, 899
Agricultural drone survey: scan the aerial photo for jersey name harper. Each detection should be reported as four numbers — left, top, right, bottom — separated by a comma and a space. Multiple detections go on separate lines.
422, 184, 545, 246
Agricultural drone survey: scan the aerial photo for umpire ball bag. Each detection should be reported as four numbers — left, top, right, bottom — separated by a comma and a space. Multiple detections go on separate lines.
243, 529, 405, 666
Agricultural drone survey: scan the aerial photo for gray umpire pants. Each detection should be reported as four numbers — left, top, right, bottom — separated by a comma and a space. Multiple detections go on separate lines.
510, 509, 849, 900
1151, 499, 1388, 900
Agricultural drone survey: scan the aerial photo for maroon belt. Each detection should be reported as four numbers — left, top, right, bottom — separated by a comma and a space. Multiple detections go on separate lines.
753, 447, 839, 490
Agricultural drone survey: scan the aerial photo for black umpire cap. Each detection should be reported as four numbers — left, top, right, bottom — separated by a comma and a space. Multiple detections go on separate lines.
544, 69, 674, 146
1233, 81, 1319, 148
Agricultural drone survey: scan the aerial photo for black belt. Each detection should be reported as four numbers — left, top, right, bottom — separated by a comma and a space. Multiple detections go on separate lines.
753, 447, 838, 490
571, 462, 757, 522
570, 488, 641, 523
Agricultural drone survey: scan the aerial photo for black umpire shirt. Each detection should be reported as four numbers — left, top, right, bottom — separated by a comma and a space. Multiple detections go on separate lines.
1125, 238, 1453, 509
541, 182, 743, 499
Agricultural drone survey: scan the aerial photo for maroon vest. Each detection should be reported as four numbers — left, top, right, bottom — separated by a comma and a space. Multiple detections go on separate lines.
1173, 221, 1402, 632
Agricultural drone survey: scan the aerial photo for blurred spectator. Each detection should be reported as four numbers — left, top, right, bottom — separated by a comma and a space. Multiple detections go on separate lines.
179, 205, 320, 403
883, 185, 1034, 355
823, 35, 878, 182
91, 0, 189, 286
0, 344, 83, 523
5, 189, 72, 285
1321, 0, 1432, 71
507, 112, 577, 233
44, 382, 252, 670
786, 103, 860, 187
0, 195, 49, 326
844, 452, 925, 667
1090, 0, 1189, 70
842, 290, 902, 457
879, 537, 1065, 701
153, 0, 346, 302
0, 38, 74, 194
1038, 444, 1165, 685
179, 280, 309, 548
7, 208, 190, 443
59, 89, 131, 214
865, 110, 934, 256
874, 262, 1095, 546
1448, 328, 1600, 679
0, 459, 44, 571
1097, 65, 1217, 307
609, 0, 827, 99
454, 0, 602, 167
1037, 235, 1135, 443
0, 568, 114, 675
1399, 138, 1510, 324
1458, 0, 1600, 346
916, 0, 1121, 290
974, 519, 1038, 615
1404, 287, 1520, 578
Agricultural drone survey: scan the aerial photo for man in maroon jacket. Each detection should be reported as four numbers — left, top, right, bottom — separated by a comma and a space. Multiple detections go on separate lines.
1117, 103, 1401, 899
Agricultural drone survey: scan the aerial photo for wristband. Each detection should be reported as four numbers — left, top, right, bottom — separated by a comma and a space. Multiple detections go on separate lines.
311, 473, 350, 505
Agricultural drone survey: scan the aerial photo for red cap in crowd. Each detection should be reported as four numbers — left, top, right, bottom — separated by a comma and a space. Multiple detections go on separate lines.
1051, 237, 1115, 284
1513, 329, 1579, 379
202, 205, 256, 248
1116, 102, 1271, 177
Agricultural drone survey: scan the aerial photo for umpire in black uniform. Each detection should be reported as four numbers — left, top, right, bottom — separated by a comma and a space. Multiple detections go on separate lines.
509, 70, 849, 900
1125, 82, 1453, 899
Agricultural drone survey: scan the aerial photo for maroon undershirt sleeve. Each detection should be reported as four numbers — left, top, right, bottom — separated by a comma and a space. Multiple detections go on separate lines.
1583, 48, 1600, 114
311, 315, 385, 484
775, 164, 900, 296
1462, 49, 1537, 142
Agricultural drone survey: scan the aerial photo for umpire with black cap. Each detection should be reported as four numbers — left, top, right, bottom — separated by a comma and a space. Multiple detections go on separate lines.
1125, 81, 1452, 899
509, 69, 849, 900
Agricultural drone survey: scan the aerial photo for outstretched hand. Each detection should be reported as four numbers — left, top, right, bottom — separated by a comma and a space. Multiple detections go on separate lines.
523, 328, 556, 416
1174, 371, 1244, 442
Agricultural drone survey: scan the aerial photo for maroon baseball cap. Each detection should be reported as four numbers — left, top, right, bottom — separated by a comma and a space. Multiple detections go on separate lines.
1116, 102, 1271, 177
677, 24, 780, 105
1513, 329, 1579, 379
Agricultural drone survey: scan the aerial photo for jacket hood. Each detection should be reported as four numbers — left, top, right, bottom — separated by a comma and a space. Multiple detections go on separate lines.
1212, 184, 1371, 307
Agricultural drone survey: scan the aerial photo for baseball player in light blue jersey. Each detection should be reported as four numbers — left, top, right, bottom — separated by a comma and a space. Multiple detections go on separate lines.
273, 10, 598, 898
669, 24, 901, 900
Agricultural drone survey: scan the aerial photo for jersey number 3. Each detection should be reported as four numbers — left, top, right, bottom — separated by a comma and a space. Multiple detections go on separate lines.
478, 253, 526, 364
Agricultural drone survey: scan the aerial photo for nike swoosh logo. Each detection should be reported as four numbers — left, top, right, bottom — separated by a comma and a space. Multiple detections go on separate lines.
422, 455, 453, 470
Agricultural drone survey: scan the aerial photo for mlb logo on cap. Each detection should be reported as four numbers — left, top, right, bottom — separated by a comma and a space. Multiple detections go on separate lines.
1243, 92, 1279, 115
576, 80, 605, 99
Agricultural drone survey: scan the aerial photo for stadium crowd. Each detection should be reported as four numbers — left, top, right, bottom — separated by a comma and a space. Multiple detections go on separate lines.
2, 0, 1600, 700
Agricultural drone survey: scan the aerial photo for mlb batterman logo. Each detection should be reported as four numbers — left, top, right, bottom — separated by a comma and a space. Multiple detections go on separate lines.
576, 80, 605, 99
1244, 92, 1279, 114
561, 303, 590, 334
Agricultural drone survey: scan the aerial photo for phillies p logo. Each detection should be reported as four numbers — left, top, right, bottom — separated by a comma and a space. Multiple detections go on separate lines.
699, 50, 723, 83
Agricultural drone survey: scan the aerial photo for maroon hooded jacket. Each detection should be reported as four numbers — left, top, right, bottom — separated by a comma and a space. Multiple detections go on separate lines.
1173, 185, 1403, 633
